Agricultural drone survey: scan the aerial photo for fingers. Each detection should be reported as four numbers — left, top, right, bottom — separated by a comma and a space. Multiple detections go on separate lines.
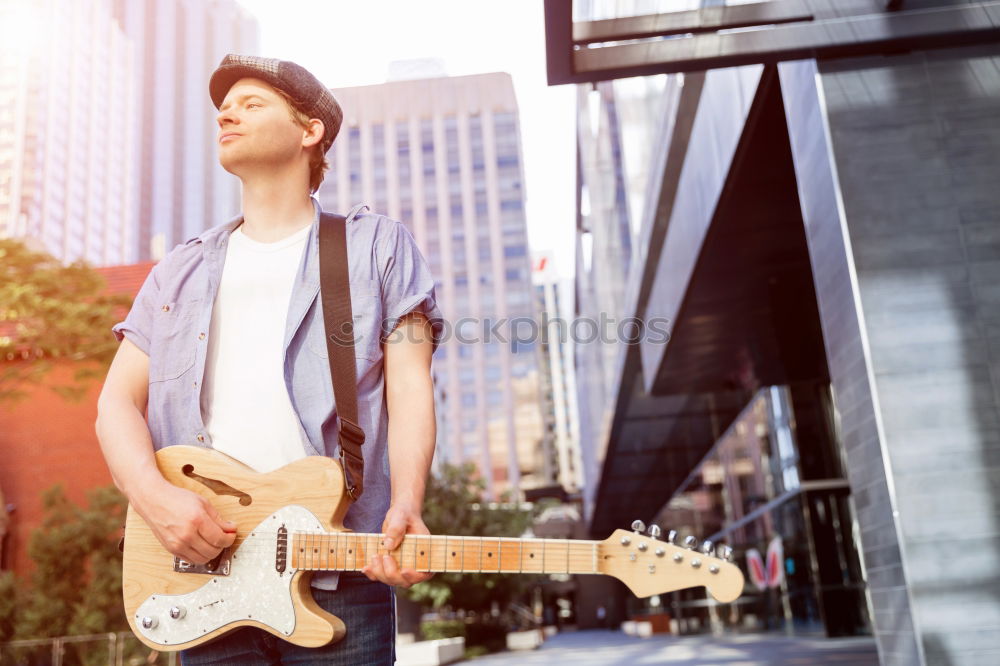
204, 501, 238, 534
362, 553, 431, 588
381, 513, 407, 551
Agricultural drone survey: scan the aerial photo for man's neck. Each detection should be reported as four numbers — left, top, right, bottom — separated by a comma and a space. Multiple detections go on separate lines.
238, 179, 315, 243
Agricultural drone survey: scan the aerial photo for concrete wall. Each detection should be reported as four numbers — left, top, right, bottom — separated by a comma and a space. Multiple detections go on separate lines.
781, 43, 1000, 666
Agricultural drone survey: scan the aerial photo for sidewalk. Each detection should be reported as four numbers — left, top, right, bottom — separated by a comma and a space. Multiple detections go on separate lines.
463, 629, 878, 665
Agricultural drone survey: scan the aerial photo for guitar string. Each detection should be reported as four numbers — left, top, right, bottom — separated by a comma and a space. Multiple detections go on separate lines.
137, 533, 609, 571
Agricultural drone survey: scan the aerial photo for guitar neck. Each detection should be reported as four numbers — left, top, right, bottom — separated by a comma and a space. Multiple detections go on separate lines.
289, 532, 602, 575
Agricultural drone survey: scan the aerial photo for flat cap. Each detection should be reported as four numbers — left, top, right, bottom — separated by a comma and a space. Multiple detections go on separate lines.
209, 54, 343, 155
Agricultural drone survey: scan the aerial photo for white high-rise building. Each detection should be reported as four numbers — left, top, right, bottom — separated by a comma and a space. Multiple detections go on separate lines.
109, 0, 258, 261
0, 0, 259, 266
0, 0, 137, 266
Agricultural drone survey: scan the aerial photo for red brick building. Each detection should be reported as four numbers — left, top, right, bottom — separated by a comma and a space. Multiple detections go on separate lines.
0, 262, 153, 576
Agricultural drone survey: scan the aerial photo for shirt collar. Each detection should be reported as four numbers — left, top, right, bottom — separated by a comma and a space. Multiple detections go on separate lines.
194, 195, 327, 248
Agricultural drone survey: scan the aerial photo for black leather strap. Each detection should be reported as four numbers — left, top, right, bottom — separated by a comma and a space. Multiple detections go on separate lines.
318, 212, 365, 501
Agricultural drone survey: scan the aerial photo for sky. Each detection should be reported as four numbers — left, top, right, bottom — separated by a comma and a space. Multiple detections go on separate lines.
234, 0, 578, 278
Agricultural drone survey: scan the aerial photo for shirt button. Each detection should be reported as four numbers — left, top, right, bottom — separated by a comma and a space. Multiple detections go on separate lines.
196, 434, 205, 443
198, 332, 206, 340
162, 304, 171, 312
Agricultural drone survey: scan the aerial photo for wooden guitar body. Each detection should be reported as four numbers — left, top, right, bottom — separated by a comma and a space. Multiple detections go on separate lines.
122, 445, 352, 651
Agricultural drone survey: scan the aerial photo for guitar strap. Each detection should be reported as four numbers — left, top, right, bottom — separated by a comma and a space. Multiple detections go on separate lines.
318, 211, 365, 501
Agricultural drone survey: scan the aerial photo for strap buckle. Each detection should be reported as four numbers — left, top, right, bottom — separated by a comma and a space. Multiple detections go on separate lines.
337, 416, 366, 447
337, 417, 366, 500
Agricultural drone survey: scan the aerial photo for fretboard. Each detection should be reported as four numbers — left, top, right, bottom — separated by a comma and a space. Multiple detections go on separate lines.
290, 532, 601, 575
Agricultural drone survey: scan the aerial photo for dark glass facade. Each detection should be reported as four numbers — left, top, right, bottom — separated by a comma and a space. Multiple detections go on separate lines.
629, 384, 871, 638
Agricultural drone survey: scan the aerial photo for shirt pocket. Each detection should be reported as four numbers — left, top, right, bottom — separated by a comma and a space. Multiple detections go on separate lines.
307, 279, 382, 363
148, 298, 202, 382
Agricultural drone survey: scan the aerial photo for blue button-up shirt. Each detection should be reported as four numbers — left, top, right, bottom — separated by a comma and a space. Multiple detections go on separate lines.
112, 198, 443, 587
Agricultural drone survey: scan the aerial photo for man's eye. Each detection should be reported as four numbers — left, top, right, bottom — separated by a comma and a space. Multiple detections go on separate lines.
248, 103, 261, 108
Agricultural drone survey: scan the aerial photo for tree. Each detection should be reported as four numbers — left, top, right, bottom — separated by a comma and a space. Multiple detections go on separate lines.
0, 239, 131, 404
402, 462, 542, 613
12, 485, 128, 641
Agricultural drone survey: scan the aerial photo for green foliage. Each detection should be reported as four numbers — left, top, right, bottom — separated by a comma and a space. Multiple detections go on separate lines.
9, 484, 128, 641
0, 238, 131, 404
418, 618, 507, 655
0, 571, 15, 643
402, 462, 543, 613
419, 619, 464, 640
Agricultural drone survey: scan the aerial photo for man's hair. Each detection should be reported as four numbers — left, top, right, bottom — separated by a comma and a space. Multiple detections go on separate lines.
273, 87, 330, 194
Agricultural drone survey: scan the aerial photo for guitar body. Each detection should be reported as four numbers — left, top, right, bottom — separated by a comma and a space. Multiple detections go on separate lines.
122, 446, 747, 652
122, 445, 352, 651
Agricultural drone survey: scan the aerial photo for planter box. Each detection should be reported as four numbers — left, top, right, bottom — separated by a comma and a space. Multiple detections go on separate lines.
506, 628, 545, 650
396, 637, 465, 666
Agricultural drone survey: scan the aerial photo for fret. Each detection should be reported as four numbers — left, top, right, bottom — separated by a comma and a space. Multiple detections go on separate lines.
566, 540, 570, 574
439, 536, 447, 573
446, 536, 461, 571
355, 534, 364, 570
499, 538, 520, 574
592, 542, 597, 573
521, 538, 542, 573
463, 537, 481, 573
412, 535, 429, 572
543, 540, 566, 574
481, 537, 499, 572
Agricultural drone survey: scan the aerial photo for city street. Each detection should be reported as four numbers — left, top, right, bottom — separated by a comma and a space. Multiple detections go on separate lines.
465, 630, 878, 665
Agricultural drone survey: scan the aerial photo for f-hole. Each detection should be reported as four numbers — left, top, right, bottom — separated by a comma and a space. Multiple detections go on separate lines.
181, 464, 253, 505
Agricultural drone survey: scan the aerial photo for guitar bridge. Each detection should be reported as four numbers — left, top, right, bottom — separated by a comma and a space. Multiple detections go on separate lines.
173, 549, 231, 575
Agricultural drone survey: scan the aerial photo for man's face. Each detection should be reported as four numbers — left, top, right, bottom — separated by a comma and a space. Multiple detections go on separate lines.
216, 77, 317, 175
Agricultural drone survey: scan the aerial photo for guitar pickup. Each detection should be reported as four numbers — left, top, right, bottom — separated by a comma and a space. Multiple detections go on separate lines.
173, 549, 231, 575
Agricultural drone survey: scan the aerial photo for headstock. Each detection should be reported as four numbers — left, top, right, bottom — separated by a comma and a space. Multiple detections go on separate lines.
597, 521, 744, 603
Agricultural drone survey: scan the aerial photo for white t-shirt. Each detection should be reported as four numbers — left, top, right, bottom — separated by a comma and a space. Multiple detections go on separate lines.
200, 223, 312, 473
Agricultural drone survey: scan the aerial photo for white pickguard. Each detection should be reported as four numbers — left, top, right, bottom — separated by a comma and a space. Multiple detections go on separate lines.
134, 505, 324, 647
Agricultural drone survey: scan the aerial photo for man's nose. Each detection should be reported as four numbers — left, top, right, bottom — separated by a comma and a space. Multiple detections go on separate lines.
217, 108, 239, 126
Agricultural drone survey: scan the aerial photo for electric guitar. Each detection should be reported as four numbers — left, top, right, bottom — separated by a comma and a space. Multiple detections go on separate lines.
122, 446, 744, 651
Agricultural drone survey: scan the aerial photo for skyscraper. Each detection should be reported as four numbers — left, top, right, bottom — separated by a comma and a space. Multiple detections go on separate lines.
0, 0, 259, 266
0, 0, 137, 266
320, 71, 543, 499
110, 0, 258, 261
532, 251, 582, 495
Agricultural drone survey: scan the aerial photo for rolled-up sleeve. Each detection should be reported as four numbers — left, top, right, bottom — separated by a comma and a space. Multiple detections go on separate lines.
376, 219, 445, 352
111, 262, 161, 355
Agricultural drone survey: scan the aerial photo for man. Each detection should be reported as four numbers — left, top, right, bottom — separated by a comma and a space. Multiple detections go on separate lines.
95, 54, 443, 665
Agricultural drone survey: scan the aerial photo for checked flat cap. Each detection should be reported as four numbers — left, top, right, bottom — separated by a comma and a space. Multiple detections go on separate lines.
209, 54, 343, 155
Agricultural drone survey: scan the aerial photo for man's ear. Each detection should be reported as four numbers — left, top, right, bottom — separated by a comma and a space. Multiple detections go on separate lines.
303, 118, 325, 149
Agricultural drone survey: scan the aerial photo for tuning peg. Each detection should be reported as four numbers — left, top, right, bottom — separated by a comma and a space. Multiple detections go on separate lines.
631, 519, 646, 534
666, 530, 677, 544
718, 545, 734, 561
700, 540, 714, 556
647, 524, 661, 538
683, 536, 697, 549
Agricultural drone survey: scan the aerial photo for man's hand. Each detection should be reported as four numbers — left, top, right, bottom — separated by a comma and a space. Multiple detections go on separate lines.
132, 479, 237, 565
361, 504, 435, 588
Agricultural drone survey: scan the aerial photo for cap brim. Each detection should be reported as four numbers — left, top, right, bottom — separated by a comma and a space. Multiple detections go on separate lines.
209, 65, 283, 109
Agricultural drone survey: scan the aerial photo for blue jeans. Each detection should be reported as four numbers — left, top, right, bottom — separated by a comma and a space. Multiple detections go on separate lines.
179, 573, 396, 665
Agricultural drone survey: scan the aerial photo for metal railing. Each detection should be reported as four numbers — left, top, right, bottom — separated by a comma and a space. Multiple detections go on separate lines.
0, 632, 176, 666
